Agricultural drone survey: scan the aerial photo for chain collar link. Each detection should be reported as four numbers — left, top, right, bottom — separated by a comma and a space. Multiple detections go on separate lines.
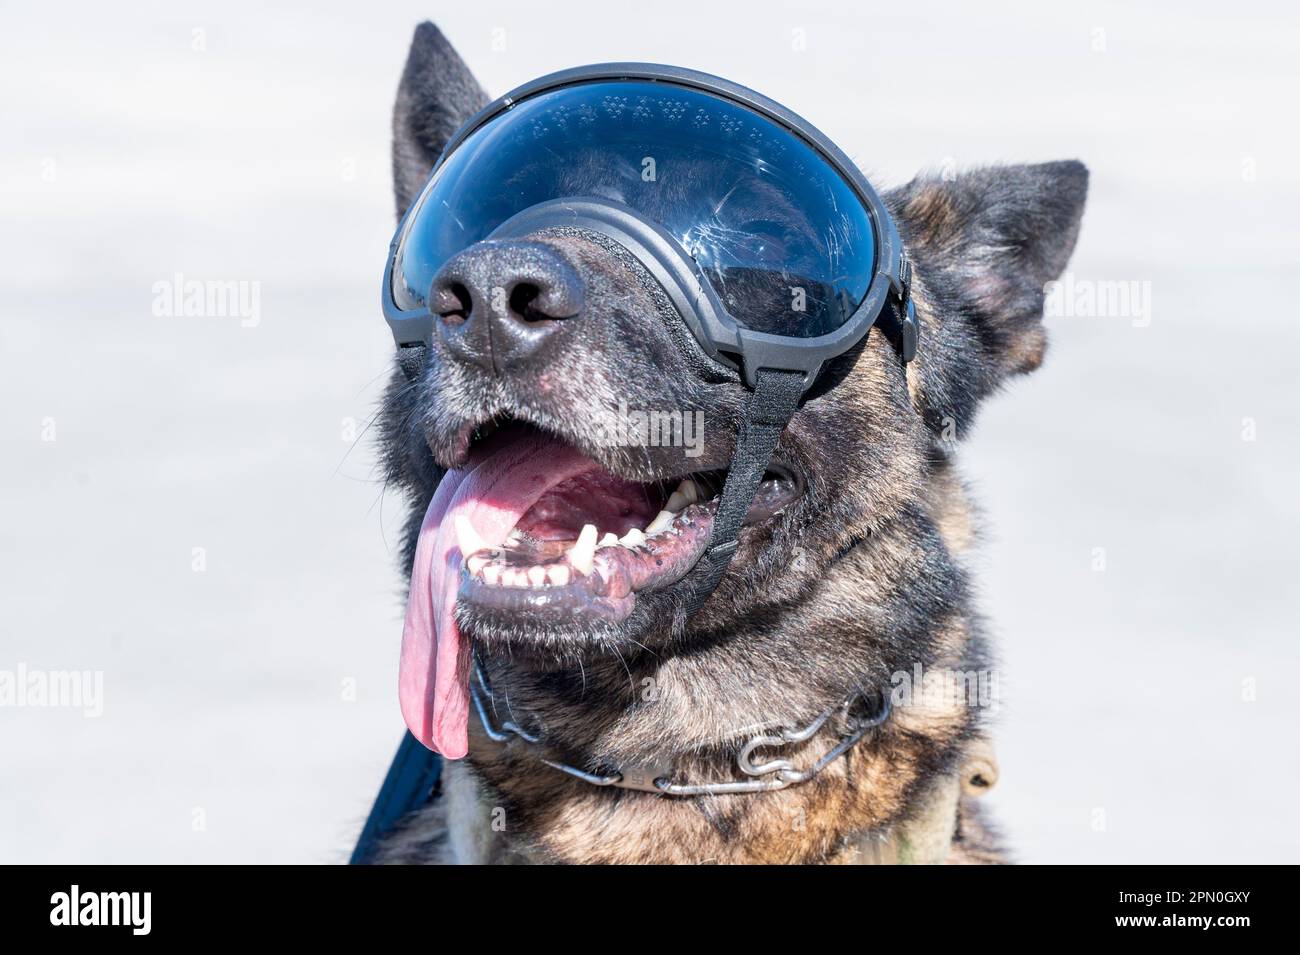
469, 662, 891, 797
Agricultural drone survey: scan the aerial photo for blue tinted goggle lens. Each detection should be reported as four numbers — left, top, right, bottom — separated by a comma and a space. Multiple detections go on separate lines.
391, 80, 876, 339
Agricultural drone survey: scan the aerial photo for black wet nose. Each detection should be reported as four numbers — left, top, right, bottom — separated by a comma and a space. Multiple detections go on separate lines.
430, 239, 584, 372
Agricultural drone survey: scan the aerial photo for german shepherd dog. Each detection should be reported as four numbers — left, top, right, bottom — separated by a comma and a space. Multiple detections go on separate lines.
372, 23, 1087, 864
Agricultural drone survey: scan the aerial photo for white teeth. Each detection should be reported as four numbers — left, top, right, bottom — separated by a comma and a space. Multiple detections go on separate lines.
567, 523, 598, 575
666, 478, 700, 513
476, 559, 574, 588
599, 532, 619, 547
455, 515, 488, 557
480, 564, 541, 588
645, 510, 675, 535
466, 555, 488, 575
619, 527, 647, 548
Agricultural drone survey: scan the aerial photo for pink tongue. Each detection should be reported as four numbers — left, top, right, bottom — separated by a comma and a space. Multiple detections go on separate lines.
398, 430, 598, 757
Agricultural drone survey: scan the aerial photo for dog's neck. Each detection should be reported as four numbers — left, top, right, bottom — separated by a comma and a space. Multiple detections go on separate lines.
451, 469, 989, 864
453, 641, 983, 863
469, 651, 886, 794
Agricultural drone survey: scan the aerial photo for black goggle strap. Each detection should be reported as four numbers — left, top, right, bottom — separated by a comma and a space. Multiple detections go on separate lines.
681, 367, 806, 616
682, 277, 919, 617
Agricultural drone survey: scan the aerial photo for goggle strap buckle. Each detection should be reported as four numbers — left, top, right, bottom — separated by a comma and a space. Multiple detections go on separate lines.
901, 299, 919, 363
873, 297, 918, 365
898, 252, 919, 363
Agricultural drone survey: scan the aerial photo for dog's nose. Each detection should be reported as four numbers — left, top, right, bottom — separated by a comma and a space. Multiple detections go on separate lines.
430, 239, 584, 372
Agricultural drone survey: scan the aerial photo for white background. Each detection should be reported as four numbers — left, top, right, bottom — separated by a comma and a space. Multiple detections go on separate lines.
1, 0, 1296, 863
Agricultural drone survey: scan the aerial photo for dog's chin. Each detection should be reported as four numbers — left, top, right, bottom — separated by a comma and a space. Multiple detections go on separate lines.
441, 418, 802, 656
455, 589, 674, 662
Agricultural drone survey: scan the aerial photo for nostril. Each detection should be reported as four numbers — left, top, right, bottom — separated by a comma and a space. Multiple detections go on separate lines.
508, 282, 545, 323
506, 269, 583, 323
435, 282, 472, 325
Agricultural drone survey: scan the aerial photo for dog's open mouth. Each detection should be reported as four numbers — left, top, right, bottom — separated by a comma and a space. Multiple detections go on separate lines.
457, 471, 713, 621
398, 418, 800, 757
456, 429, 796, 622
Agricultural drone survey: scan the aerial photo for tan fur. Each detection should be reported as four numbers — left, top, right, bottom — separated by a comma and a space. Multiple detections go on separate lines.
927, 461, 978, 558
902, 188, 963, 256
1004, 324, 1048, 376
378, 730, 1002, 865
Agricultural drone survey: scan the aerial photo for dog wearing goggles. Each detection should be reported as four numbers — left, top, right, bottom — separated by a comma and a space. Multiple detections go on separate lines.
365, 23, 1088, 865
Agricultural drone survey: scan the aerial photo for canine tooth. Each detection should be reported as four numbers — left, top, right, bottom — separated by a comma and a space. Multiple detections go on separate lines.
666, 478, 700, 513
599, 532, 619, 547
466, 555, 488, 576
619, 528, 647, 548
547, 564, 571, 586
645, 510, 675, 534
527, 566, 547, 587
567, 523, 598, 575
455, 516, 488, 557
483, 565, 501, 586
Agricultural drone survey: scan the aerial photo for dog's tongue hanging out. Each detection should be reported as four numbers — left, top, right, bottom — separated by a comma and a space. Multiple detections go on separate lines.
399, 429, 597, 757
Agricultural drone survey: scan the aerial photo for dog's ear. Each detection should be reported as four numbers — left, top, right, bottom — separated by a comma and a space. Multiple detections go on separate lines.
392, 23, 488, 218
887, 161, 1088, 431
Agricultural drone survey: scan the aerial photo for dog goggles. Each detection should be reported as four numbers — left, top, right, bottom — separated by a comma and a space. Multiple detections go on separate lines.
382, 65, 919, 612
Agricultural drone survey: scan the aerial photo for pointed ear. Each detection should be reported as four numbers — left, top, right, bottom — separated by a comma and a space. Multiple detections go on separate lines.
889, 161, 1088, 384
392, 23, 488, 218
